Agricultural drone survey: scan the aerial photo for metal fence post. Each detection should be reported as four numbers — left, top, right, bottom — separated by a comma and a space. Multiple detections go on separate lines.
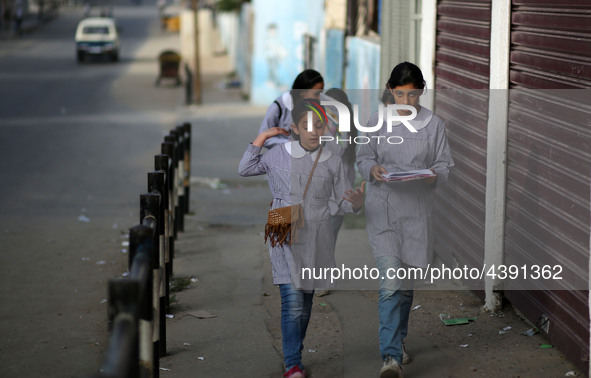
173, 126, 185, 233
104, 280, 140, 378
161, 142, 176, 285
148, 172, 166, 374
163, 135, 180, 239
148, 172, 166, 238
129, 223, 156, 378
154, 156, 172, 313
182, 122, 191, 214
162, 141, 177, 242
184, 63, 193, 105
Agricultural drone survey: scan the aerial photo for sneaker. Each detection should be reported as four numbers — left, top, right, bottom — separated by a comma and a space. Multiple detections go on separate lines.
402, 343, 411, 364
283, 365, 305, 378
380, 357, 404, 378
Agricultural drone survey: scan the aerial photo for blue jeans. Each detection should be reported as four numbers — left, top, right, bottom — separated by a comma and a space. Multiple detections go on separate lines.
376, 256, 414, 363
279, 284, 314, 371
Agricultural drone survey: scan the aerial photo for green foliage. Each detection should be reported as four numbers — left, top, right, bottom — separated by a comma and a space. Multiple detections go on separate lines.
170, 276, 192, 293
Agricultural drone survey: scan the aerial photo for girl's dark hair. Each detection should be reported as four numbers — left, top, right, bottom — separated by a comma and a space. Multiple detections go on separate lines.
325, 88, 357, 161
292, 69, 324, 89
381, 88, 394, 105
386, 61, 425, 90
290, 69, 324, 104
291, 99, 327, 126
325, 88, 351, 108
325, 87, 355, 138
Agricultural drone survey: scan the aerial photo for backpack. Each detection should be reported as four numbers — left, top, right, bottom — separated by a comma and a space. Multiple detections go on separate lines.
273, 100, 282, 120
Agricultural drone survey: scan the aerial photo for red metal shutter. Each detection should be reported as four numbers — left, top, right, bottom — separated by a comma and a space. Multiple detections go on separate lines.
433, 0, 491, 283
506, 0, 591, 373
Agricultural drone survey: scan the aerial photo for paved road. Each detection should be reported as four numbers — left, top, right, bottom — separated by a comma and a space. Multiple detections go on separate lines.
0, 4, 185, 377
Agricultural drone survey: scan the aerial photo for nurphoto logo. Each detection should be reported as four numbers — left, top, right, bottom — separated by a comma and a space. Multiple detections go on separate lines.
310, 100, 419, 145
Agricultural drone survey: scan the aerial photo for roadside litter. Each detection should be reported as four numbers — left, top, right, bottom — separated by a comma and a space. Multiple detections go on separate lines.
439, 313, 477, 326
521, 327, 540, 337
180, 310, 217, 319
498, 326, 512, 335
78, 215, 90, 222
190, 176, 228, 190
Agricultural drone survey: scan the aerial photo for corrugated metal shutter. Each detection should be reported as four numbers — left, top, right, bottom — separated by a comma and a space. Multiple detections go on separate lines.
433, 0, 491, 282
506, 0, 591, 373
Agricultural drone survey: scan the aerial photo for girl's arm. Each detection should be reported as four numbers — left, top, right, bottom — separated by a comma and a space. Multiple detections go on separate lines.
333, 160, 365, 213
238, 128, 290, 177
342, 181, 365, 212
356, 113, 386, 183
258, 101, 290, 149
253, 127, 290, 147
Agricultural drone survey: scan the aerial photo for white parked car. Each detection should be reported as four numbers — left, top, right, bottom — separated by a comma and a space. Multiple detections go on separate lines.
75, 17, 120, 63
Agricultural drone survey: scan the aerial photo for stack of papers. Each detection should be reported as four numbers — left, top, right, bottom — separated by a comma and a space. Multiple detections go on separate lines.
382, 169, 435, 182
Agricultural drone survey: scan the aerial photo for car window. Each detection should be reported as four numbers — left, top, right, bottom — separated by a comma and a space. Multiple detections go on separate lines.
83, 26, 110, 35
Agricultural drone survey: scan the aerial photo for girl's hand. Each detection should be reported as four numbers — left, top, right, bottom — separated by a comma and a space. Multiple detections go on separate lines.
253, 127, 290, 147
370, 165, 388, 182
343, 181, 366, 211
423, 169, 437, 185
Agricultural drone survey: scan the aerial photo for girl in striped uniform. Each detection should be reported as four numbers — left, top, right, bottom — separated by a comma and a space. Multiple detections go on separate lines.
258, 69, 324, 150
240, 99, 364, 378
357, 62, 454, 378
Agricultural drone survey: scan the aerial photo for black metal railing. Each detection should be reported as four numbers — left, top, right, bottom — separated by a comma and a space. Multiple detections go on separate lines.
86, 123, 191, 378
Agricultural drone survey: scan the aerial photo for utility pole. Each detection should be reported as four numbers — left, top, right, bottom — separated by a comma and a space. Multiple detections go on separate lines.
191, 0, 202, 104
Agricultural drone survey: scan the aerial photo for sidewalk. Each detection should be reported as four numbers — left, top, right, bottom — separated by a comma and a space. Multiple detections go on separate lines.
0, 8, 59, 40
158, 52, 584, 377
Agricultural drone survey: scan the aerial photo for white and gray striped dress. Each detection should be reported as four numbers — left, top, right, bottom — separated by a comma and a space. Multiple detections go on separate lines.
239, 141, 356, 289
357, 107, 454, 268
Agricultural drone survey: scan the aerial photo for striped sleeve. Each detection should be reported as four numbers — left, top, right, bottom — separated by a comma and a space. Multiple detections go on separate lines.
356, 112, 381, 183
238, 143, 268, 177
259, 101, 290, 149
332, 158, 355, 214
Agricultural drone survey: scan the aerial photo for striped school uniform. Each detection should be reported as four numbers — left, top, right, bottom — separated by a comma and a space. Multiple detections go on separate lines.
357, 106, 454, 268
239, 141, 356, 289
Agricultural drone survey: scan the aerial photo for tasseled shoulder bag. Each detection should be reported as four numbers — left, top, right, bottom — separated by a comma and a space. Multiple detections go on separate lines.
264, 146, 323, 247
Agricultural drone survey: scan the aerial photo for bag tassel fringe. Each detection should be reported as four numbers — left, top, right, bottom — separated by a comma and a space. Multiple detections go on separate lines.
264, 217, 303, 247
